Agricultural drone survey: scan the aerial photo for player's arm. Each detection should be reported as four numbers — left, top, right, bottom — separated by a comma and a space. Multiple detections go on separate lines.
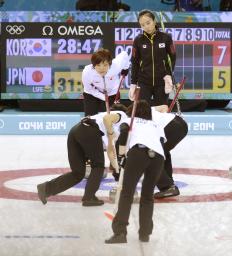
118, 122, 130, 156
103, 113, 121, 169
103, 113, 121, 151
81, 65, 93, 91
131, 38, 140, 85
103, 112, 121, 136
82, 65, 105, 100
163, 34, 176, 93
129, 38, 140, 100
165, 34, 176, 73
112, 50, 130, 75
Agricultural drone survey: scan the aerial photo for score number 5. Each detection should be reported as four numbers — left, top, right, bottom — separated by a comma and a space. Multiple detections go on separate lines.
214, 68, 230, 91
213, 45, 230, 91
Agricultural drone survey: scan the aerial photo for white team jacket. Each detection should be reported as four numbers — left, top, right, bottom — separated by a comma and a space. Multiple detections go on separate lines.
91, 110, 128, 147
151, 107, 175, 128
125, 117, 166, 158
82, 51, 130, 101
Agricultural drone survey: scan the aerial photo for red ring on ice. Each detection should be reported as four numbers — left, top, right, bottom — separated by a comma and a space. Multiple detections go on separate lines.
0, 167, 231, 203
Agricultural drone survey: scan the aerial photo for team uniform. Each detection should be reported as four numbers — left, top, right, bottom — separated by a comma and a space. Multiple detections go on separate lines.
82, 51, 130, 116
131, 30, 176, 106
151, 107, 188, 194
107, 117, 166, 242
91, 110, 127, 149
37, 111, 127, 206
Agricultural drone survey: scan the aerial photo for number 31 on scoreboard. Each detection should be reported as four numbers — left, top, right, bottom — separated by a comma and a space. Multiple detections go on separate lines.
54, 72, 83, 93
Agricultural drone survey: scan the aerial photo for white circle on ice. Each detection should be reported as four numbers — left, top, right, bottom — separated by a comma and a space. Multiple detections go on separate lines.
229, 120, 232, 130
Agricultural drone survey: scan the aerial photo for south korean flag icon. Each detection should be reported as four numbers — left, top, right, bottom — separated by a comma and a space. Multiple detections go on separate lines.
159, 43, 165, 48
26, 39, 52, 57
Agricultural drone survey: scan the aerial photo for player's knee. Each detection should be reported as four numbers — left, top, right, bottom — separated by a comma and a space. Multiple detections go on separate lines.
72, 168, 85, 180
91, 160, 105, 169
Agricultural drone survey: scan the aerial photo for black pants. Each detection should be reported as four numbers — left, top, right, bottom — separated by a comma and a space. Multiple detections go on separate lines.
112, 146, 164, 236
138, 81, 169, 106
157, 116, 188, 190
46, 123, 105, 200
83, 92, 116, 116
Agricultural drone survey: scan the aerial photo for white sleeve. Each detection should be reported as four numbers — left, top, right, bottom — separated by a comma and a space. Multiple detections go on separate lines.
110, 51, 130, 75
82, 65, 106, 100
82, 65, 93, 93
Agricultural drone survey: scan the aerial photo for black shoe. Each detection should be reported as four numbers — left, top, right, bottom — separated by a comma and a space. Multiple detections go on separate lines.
37, 182, 48, 205
82, 196, 104, 206
139, 234, 149, 242
154, 185, 180, 199
105, 233, 127, 244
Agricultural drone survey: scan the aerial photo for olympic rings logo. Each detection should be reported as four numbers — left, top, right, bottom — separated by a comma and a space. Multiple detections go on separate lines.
6, 25, 25, 35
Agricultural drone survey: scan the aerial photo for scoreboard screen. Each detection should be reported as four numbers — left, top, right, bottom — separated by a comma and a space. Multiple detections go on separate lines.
165, 26, 230, 93
113, 23, 231, 99
0, 22, 231, 100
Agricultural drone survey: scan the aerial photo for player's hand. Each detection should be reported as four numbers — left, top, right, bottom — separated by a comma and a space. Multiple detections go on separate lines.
128, 84, 137, 101
112, 170, 120, 181
155, 105, 168, 113
163, 75, 173, 94
121, 69, 129, 77
107, 144, 118, 170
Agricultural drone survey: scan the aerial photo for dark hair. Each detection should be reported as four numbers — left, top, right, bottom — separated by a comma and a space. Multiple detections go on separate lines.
126, 100, 152, 120
91, 48, 112, 67
110, 103, 128, 112
138, 9, 155, 22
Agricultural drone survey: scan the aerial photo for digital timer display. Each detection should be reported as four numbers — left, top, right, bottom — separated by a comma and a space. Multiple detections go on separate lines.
56, 39, 103, 54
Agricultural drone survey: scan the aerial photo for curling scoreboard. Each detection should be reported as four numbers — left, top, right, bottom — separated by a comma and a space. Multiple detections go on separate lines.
114, 23, 231, 98
0, 22, 231, 99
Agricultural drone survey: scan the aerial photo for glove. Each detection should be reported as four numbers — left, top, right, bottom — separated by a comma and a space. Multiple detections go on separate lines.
163, 75, 173, 94
112, 155, 126, 181
128, 84, 137, 101
112, 170, 120, 181
121, 69, 129, 76
118, 154, 126, 168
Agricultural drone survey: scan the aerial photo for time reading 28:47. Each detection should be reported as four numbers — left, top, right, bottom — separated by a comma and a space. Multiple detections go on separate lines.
57, 39, 103, 54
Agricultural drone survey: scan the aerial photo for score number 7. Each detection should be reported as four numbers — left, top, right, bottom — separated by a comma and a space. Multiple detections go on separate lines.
217, 46, 228, 89
217, 46, 227, 65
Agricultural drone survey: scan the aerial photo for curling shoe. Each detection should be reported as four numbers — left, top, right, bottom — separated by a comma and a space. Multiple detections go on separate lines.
139, 234, 149, 242
82, 196, 104, 206
37, 182, 48, 205
105, 233, 127, 244
154, 185, 180, 199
